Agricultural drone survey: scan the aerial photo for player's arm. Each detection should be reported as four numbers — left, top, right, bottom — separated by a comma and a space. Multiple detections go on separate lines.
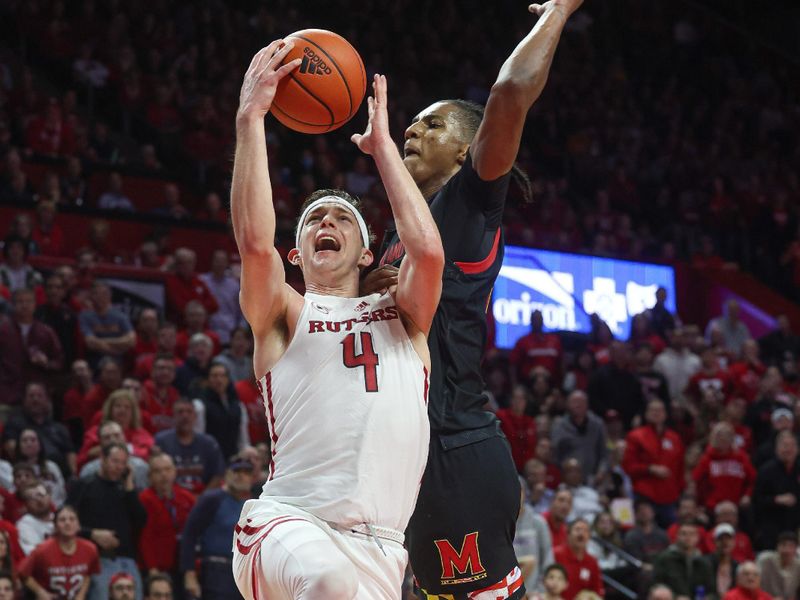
352, 75, 444, 334
471, 0, 584, 182
232, 41, 302, 337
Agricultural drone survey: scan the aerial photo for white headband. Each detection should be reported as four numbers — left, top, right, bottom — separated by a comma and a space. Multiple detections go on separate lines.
295, 196, 370, 250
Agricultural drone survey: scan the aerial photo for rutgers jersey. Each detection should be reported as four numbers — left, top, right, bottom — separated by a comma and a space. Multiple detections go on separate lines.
257, 291, 429, 532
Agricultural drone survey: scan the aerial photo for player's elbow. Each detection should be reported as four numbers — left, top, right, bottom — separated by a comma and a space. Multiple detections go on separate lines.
490, 77, 539, 112
415, 237, 445, 273
236, 233, 275, 258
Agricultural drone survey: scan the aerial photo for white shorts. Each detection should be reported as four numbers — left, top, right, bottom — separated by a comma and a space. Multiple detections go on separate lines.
232, 499, 407, 600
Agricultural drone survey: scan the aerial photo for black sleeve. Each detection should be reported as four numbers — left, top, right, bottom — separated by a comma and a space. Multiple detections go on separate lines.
434, 153, 512, 264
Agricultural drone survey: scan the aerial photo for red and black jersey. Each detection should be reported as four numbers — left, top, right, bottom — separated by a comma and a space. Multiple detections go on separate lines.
378, 153, 510, 434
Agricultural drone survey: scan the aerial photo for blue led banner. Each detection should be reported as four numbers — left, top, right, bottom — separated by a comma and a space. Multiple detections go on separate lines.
492, 246, 677, 349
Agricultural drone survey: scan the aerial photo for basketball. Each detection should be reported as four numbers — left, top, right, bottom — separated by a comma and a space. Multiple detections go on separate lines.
272, 29, 367, 134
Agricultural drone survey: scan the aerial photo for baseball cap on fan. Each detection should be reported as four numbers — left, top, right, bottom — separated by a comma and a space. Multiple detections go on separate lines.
228, 456, 255, 472
772, 407, 794, 424
713, 523, 735, 539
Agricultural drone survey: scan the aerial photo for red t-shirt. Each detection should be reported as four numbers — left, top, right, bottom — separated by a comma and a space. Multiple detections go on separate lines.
728, 361, 767, 402
496, 409, 537, 472
164, 274, 219, 324
553, 544, 605, 600
142, 380, 180, 431
687, 370, 732, 403
509, 332, 563, 381
19, 537, 100, 599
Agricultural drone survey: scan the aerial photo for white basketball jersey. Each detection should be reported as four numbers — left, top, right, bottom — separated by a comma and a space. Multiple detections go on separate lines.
257, 292, 430, 532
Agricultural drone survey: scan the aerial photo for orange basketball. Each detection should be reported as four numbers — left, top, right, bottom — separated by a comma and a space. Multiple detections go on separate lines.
272, 29, 367, 134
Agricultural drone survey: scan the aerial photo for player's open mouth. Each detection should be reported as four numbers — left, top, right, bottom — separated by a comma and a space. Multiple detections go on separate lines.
403, 145, 420, 158
315, 234, 341, 252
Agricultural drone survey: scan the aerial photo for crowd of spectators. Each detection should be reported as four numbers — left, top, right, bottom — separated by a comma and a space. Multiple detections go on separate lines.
0, 0, 798, 599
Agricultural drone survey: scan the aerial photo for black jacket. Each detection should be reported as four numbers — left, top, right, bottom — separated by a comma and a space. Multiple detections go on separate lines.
67, 474, 147, 558
753, 456, 800, 550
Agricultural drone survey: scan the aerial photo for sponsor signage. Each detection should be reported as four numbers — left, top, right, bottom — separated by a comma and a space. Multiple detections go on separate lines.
492, 246, 676, 349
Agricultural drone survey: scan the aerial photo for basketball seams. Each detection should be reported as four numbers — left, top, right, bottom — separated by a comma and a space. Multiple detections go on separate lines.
271, 103, 332, 133
284, 73, 335, 126
290, 33, 354, 117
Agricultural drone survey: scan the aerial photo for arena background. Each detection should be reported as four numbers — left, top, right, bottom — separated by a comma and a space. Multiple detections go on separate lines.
1, 0, 800, 599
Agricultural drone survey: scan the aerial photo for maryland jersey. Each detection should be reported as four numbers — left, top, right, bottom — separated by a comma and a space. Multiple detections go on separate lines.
257, 292, 429, 532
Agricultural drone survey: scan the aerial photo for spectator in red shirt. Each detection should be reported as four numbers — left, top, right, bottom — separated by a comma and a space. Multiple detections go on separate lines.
692, 422, 756, 513
722, 397, 753, 454
19, 505, 100, 600
536, 437, 562, 490
622, 399, 685, 527
31, 200, 64, 257
497, 385, 538, 472
133, 308, 159, 356
553, 518, 605, 600
134, 322, 182, 380
711, 501, 755, 563
687, 346, 732, 405
544, 488, 573, 550
142, 355, 180, 432
174, 301, 221, 359
164, 248, 218, 324
510, 310, 563, 384
728, 340, 767, 403
138, 454, 195, 577
722, 561, 773, 600
665, 497, 713, 553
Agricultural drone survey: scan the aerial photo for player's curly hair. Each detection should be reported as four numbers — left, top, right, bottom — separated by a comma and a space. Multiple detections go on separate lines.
444, 99, 534, 204
298, 189, 376, 245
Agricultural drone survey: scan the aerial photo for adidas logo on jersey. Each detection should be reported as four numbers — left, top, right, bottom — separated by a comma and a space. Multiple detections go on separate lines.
353, 301, 370, 312
299, 47, 332, 76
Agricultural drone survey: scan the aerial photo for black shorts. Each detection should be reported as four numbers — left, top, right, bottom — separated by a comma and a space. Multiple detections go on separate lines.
407, 422, 525, 599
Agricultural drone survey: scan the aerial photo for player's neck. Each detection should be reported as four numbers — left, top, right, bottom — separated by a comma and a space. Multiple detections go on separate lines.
305, 276, 360, 298
418, 166, 459, 201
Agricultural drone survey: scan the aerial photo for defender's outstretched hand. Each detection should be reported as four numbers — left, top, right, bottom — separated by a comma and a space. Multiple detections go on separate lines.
238, 40, 302, 119
351, 74, 392, 155
528, 0, 584, 17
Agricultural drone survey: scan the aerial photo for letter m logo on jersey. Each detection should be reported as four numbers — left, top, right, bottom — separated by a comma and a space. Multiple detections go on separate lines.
434, 532, 488, 585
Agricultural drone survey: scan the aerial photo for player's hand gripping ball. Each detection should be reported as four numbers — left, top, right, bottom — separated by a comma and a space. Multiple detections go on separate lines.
272, 29, 367, 134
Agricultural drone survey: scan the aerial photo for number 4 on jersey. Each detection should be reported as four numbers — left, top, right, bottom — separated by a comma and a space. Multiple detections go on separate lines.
341, 332, 380, 392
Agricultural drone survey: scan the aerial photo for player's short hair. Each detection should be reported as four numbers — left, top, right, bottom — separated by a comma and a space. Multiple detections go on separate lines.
440, 99, 533, 204
298, 189, 375, 244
